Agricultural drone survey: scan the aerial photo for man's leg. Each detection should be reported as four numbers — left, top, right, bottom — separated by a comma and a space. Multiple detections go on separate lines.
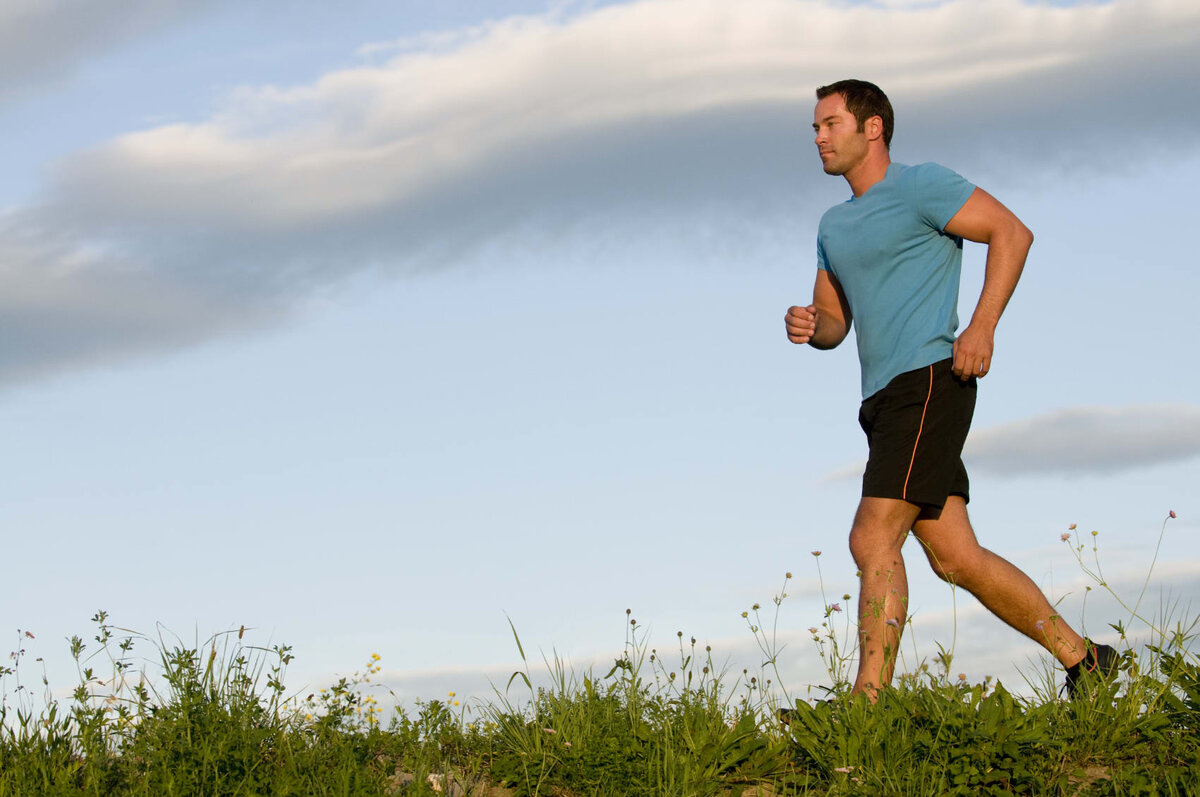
849, 496, 922, 696
912, 495, 1089, 667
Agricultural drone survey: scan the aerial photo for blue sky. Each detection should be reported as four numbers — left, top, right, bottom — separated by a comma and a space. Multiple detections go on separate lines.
3, 0, 1198, 708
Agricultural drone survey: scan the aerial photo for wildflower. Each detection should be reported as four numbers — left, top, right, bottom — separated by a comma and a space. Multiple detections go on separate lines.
957, 673, 967, 682
831, 603, 842, 613
1060, 533, 1071, 542
843, 593, 852, 601
448, 691, 456, 698
741, 611, 748, 618
1091, 530, 1098, 536
371, 653, 381, 661
1035, 620, 1045, 631
785, 571, 792, 578
886, 618, 899, 628
834, 766, 855, 774
1069, 523, 1077, 530
811, 550, 822, 557
752, 603, 761, 611
543, 727, 557, 734
1169, 510, 1177, 519
808, 627, 819, 634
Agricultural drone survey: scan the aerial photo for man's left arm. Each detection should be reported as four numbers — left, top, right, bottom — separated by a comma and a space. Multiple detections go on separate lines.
943, 187, 1034, 380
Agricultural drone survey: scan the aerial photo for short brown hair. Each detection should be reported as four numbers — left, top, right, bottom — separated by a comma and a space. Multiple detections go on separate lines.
816, 79, 894, 149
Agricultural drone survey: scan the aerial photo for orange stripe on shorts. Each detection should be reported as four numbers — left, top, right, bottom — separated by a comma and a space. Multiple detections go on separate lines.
902, 365, 934, 501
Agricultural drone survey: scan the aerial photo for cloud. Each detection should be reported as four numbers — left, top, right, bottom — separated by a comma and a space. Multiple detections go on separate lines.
0, 0, 219, 105
345, 553, 1200, 708
5, 0, 1200, 385
965, 404, 1200, 476
824, 404, 1200, 481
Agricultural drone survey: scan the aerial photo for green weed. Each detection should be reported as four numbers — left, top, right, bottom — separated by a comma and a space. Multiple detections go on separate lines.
1, 511, 1197, 795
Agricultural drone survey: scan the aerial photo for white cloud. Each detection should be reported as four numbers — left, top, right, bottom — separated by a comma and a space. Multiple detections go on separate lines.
5, 0, 1200, 385
53, 0, 1200, 228
350, 553, 1200, 708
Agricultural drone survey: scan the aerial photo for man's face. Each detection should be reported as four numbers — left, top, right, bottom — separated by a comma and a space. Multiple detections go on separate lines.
812, 94, 869, 176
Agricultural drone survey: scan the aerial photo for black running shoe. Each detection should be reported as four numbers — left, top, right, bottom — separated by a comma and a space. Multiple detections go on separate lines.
1065, 641, 1119, 699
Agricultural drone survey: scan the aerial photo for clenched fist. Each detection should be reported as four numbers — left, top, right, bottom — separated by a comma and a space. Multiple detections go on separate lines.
785, 305, 819, 344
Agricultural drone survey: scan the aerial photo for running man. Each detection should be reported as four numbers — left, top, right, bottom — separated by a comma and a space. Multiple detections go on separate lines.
785, 79, 1115, 698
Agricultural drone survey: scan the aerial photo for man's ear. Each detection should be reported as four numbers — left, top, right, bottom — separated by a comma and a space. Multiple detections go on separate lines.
866, 115, 883, 141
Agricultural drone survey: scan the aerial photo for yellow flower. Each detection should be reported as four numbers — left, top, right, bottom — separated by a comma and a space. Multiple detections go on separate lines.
371, 653, 381, 661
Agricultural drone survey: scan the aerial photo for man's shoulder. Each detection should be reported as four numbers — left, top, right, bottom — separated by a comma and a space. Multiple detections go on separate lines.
896, 161, 972, 189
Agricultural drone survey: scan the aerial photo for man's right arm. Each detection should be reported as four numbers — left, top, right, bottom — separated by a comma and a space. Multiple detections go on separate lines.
785, 269, 852, 349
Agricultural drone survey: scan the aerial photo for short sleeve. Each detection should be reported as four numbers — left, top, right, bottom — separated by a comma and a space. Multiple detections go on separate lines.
816, 233, 830, 272
909, 163, 976, 231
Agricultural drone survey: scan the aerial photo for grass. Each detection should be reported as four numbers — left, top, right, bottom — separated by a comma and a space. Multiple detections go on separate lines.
3, 514, 1198, 796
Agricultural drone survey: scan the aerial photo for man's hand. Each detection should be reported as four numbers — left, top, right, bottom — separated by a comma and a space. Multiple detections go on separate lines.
787, 271, 851, 350
785, 305, 819, 344
952, 322, 994, 379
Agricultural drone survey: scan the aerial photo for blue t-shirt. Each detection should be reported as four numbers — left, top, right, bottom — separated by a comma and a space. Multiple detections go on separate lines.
817, 162, 976, 399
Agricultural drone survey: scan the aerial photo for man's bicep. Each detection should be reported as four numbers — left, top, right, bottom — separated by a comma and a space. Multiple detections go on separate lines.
814, 269, 851, 327
943, 187, 1029, 244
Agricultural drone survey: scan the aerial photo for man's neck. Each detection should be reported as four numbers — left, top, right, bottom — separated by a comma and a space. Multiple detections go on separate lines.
845, 151, 891, 197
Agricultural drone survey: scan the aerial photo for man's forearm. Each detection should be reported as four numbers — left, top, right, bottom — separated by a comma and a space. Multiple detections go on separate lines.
810, 314, 849, 349
968, 219, 1033, 332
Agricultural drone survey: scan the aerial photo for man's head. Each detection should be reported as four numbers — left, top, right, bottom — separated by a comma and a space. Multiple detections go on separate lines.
815, 80, 893, 150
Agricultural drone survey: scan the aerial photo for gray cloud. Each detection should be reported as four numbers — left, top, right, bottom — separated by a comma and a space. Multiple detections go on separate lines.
0, 0, 218, 105
965, 404, 1200, 476
4, 0, 1200, 386
825, 404, 1200, 481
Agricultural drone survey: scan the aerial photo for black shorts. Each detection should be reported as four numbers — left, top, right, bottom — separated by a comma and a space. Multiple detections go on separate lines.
858, 358, 975, 509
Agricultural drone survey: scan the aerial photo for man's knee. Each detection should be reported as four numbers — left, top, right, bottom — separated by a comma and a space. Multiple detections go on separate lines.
848, 523, 905, 571
848, 498, 919, 567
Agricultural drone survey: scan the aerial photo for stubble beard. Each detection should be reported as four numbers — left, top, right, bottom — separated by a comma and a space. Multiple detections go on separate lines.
821, 158, 847, 176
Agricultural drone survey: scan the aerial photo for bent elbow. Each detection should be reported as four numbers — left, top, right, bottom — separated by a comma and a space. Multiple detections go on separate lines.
1010, 215, 1033, 246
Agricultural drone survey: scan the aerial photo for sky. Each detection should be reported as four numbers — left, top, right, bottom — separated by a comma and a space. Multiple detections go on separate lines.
2, 0, 1199, 711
